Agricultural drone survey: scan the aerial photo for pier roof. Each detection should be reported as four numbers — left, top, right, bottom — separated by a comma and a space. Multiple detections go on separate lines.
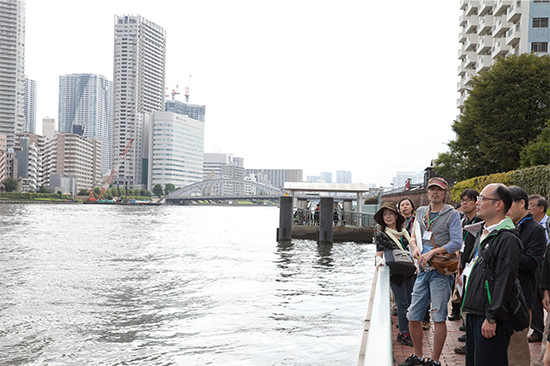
284, 182, 370, 193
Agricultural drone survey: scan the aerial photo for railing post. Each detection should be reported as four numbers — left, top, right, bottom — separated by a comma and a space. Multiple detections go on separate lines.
318, 197, 333, 245
277, 196, 293, 242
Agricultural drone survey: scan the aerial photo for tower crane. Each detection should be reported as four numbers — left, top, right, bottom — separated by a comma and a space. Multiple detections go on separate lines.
171, 85, 180, 102
88, 138, 134, 202
185, 75, 192, 103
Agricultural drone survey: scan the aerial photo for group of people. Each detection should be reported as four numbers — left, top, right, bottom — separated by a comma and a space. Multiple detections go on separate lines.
374, 177, 550, 366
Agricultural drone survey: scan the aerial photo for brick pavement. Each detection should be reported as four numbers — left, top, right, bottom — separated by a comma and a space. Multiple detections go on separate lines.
391, 313, 543, 366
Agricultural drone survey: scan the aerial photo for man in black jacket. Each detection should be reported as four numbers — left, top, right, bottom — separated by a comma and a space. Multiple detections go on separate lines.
462, 183, 523, 366
505, 186, 546, 365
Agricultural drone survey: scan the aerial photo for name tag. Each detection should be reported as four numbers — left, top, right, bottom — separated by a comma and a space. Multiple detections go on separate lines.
423, 231, 433, 240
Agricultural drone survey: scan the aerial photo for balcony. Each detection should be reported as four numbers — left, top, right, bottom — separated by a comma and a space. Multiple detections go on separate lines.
477, 35, 493, 53
458, 44, 467, 59
458, 79, 466, 93
476, 55, 493, 73
492, 38, 511, 58
458, 64, 466, 76
506, 2, 521, 23
460, 0, 468, 10
465, 34, 479, 51
465, 16, 479, 34
465, 52, 477, 68
478, 16, 494, 35
466, 1, 478, 16
479, 0, 494, 16
493, 16, 511, 37
493, 0, 512, 16
460, 14, 468, 27
459, 28, 467, 43
506, 24, 521, 46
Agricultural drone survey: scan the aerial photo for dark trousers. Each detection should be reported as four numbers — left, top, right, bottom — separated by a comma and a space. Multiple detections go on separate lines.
465, 314, 514, 366
532, 265, 544, 335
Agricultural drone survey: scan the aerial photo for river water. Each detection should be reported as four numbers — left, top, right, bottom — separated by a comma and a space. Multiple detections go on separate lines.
0, 204, 376, 366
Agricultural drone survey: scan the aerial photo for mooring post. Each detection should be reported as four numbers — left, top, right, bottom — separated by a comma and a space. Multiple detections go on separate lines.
277, 196, 293, 242
318, 197, 334, 245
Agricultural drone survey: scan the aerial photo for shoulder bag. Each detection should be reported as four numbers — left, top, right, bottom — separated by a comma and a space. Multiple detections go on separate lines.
428, 236, 459, 276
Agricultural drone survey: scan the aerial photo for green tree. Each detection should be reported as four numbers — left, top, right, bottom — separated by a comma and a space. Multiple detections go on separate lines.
3, 177, 17, 192
152, 184, 163, 197
164, 183, 175, 195
520, 121, 550, 167
435, 53, 550, 180
39, 185, 50, 194
77, 188, 89, 196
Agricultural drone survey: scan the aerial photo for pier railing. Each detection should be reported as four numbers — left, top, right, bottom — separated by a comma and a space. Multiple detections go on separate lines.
292, 209, 376, 228
357, 265, 392, 366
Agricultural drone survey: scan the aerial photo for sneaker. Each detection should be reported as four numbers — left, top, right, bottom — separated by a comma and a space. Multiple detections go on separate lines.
423, 358, 441, 366
458, 334, 466, 342
398, 354, 423, 366
422, 321, 431, 331
399, 332, 413, 347
528, 332, 543, 343
454, 345, 466, 354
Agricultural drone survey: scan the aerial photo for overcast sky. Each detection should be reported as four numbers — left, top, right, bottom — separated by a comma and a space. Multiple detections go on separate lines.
25, 0, 461, 187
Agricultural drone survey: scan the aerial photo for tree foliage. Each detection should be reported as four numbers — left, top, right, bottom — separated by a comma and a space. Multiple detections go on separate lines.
520, 120, 550, 167
152, 184, 163, 197
164, 183, 175, 195
435, 54, 550, 180
3, 177, 18, 192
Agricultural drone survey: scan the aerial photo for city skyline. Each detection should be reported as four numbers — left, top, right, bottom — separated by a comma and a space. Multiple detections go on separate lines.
25, 0, 462, 187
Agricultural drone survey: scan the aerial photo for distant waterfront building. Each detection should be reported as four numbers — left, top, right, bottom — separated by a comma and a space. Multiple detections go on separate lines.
42, 133, 101, 191
246, 169, 303, 189
113, 15, 166, 189
336, 170, 352, 184
14, 134, 41, 191
165, 100, 206, 122
306, 175, 322, 182
0, 0, 25, 148
392, 171, 423, 189
58, 73, 113, 174
203, 153, 244, 179
457, 0, 550, 110
24, 77, 36, 134
320, 172, 333, 183
145, 111, 204, 191
42, 117, 56, 140
0, 134, 7, 182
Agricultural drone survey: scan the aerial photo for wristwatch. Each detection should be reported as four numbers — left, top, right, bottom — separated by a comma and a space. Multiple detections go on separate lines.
487, 318, 496, 324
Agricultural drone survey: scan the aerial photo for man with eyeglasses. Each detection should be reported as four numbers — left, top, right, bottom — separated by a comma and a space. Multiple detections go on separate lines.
505, 186, 546, 365
462, 183, 523, 366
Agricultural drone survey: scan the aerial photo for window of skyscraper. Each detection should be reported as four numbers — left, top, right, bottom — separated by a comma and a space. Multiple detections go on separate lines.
533, 17, 549, 28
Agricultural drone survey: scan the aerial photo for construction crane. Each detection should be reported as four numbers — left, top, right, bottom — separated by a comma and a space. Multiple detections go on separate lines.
88, 138, 134, 202
184, 75, 192, 103
171, 85, 180, 102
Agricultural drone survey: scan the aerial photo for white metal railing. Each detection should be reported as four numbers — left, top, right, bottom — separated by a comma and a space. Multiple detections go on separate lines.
357, 265, 392, 366
292, 209, 375, 228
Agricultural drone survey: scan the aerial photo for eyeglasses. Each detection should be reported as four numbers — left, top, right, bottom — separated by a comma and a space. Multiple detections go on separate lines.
477, 195, 500, 202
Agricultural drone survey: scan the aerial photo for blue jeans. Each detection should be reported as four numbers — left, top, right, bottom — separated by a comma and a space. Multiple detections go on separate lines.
390, 276, 415, 333
465, 314, 514, 366
406, 269, 454, 322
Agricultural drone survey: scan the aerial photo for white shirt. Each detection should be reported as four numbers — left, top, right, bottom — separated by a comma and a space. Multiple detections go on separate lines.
539, 214, 549, 244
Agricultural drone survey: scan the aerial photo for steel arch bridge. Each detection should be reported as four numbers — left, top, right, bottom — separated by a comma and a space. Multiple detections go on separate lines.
167, 178, 283, 199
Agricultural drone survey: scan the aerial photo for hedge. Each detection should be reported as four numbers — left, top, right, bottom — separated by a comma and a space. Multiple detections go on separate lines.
450, 165, 550, 202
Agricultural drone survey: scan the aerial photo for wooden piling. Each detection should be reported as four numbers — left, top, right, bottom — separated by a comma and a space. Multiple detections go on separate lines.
277, 196, 293, 242
318, 197, 334, 245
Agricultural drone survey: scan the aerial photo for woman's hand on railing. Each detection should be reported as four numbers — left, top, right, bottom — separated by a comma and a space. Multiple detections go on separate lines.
375, 256, 385, 267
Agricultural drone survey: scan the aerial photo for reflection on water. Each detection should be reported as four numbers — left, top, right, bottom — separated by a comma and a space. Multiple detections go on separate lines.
0, 204, 375, 365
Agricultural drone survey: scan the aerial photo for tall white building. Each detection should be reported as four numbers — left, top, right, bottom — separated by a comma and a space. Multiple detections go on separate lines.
0, 0, 25, 148
58, 73, 112, 174
24, 76, 36, 134
42, 117, 56, 140
112, 15, 166, 189
145, 111, 204, 191
458, 0, 550, 110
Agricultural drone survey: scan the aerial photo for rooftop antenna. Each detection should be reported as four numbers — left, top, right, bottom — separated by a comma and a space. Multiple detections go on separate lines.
185, 75, 192, 103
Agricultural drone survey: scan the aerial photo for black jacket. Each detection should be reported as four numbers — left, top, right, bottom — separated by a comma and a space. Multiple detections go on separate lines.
462, 222, 523, 321
516, 214, 547, 309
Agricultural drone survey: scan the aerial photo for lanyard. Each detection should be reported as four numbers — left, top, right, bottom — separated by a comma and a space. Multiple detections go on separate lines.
462, 217, 477, 242
426, 207, 441, 231
518, 216, 532, 227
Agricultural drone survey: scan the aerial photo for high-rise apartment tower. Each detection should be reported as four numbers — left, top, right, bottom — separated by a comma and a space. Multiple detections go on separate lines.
24, 77, 36, 134
458, 0, 550, 110
0, 0, 25, 148
58, 73, 112, 174
112, 15, 166, 189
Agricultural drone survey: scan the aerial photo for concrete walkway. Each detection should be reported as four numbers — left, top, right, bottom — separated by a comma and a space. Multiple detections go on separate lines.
391, 313, 543, 365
